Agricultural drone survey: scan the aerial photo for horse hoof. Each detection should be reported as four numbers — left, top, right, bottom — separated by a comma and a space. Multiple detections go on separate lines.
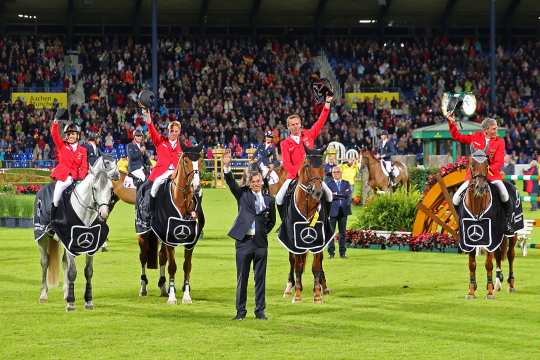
313, 298, 323, 304
465, 294, 476, 300
292, 297, 301, 304
508, 287, 517, 293
167, 299, 177, 305
494, 279, 502, 292
323, 288, 331, 295
39, 297, 48, 304
485, 294, 496, 300
182, 297, 192, 304
283, 291, 291, 298
84, 302, 94, 310
65, 303, 76, 311
160, 287, 168, 297
139, 289, 147, 297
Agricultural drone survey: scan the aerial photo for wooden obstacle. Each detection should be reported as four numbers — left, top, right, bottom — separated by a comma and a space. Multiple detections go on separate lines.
411, 169, 466, 239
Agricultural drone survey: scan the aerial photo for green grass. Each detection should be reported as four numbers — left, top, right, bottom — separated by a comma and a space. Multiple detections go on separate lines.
1, 189, 540, 359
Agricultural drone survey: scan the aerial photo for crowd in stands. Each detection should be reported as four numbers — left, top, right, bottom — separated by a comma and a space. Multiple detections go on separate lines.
0, 35, 538, 168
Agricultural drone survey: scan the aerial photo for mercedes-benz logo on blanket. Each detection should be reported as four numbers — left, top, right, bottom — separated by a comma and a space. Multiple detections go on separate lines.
466, 224, 484, 242
173, 224, 191, 240
300, 227, 318, 244
76, 232, 95, 249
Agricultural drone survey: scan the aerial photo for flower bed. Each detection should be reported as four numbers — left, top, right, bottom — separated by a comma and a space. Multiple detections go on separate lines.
423, 156, 469, 195
15, 185, 43, 194
346, 229, 459, 252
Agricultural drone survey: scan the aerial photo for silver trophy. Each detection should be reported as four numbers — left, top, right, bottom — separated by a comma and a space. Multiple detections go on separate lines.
441, 92, 477, 117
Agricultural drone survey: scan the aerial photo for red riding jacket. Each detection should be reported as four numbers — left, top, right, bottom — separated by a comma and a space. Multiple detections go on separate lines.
50, 121, 88, 181
448, 120, 505, 181
280, 106, 330, 179
147, 122, 183, 182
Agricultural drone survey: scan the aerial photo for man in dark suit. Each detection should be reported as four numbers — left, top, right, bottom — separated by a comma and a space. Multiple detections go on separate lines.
223, 150, 276, 321
127, 129, 151, 187
325, 166, 352, 259
83, 131, 102, 167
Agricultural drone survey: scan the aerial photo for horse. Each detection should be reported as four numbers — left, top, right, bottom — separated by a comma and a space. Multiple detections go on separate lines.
137, 144, 205, 305
34, 156, 119, 311
460, 149, 507, 300
272, 145, 332, 304
359, 148, 409, 192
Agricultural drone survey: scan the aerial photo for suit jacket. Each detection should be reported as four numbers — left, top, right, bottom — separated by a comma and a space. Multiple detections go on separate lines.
378, 140, 396, 161
255, 143, 279, 167
127, 142, 151, 173
83, 142, 101, 167
280, 106, 330, 179
325, 178, 352, 218
448, 120, 504, 181
147, 122, 183, 181
225, 171, 276, 248
50, 122, 88, 181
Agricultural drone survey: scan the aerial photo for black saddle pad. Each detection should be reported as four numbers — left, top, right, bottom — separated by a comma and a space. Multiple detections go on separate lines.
150, 180, 204, 249
458, 183, 505, 253
50, 184, 109, 256
33, 182, 77, 241
277, 189, 334, 254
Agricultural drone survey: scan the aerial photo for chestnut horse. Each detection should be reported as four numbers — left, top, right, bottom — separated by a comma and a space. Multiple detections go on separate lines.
463, 149, 506, 299
270, 146, 331, 304
359, 148, 409, 192
138, 144, 205, 304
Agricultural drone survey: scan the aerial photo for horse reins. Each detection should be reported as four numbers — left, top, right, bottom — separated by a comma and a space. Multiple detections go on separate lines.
170, 153, 200, 212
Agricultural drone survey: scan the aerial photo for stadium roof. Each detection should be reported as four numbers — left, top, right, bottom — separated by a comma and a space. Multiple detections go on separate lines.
2, 0, 540, 33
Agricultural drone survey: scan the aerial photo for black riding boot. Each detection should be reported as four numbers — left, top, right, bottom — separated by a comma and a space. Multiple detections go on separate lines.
148, 195, 156, 225
502, 200, 513, 235
51, 204, 58, 221
277, 204, 284, 220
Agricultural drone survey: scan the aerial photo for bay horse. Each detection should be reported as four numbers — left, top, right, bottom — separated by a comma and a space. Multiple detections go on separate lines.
137, 144, 205, 305
34, 156, 119, 311
359, 148, 409, 192
462, 149, 506, 300
271, 146, 331, 304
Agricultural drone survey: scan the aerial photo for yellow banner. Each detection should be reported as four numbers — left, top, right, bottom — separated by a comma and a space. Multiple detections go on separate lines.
345, 92, 400, 108
11, 92, 68, 109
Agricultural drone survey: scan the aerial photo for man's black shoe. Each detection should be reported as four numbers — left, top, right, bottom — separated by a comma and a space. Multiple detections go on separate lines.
340, 255, 348, 259
232, 314, 245, 321
255, 312, 268, 320
328, 254, 335, 259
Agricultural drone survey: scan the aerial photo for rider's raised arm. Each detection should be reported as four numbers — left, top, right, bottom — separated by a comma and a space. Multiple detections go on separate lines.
147, 121, 163, 147
448, 118, 473, 144
51, 120, 64, 148
280, 140, 296, 179
306, 103, 330, 140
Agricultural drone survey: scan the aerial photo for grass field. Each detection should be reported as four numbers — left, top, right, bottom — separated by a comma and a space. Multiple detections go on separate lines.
1, 189, 540, 360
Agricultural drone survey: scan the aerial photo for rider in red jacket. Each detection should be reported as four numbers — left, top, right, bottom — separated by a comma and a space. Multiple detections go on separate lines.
448, 114, 512, 231
51, 119, 88, 208
143, 109, 183, 198
275, 95, 334, 206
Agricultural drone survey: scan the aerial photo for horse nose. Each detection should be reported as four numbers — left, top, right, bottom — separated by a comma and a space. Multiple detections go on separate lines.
99, 205, 110, 221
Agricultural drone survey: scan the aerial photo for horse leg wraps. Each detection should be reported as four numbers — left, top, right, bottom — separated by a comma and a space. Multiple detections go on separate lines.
150, 170, 174, 197
452, 180, 469, 206
53, 176, 73, 207
276, 179, 292, 205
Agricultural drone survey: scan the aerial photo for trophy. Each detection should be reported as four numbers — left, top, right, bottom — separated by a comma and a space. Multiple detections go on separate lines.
311, 77, 334, 105
441, 92, 477, 117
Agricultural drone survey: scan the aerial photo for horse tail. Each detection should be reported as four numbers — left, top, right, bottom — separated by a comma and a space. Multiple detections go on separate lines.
47, 239, 61, 288
147, 234, 159, 269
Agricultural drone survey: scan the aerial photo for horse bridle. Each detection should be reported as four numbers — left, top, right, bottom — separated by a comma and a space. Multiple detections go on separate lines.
72, 173, 110, 221
297, 158, 324, 216
171, 153, 201, 214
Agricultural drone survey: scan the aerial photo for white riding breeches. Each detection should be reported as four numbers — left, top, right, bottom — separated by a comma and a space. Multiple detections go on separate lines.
53, 176, 73, 207
452, 179, 509, 206
259, 163, 279, 185
131, 167, 146, 182
275, 178, 333, 205
150, 169, 173, 197
383, 160, 393, 174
